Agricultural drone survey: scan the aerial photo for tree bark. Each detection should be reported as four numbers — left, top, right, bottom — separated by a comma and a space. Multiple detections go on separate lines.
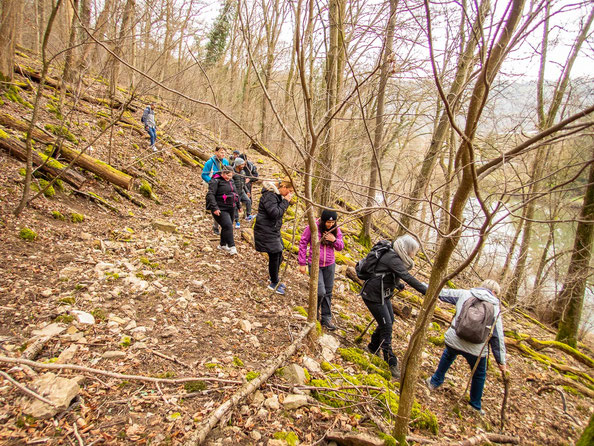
0, 0, 24, 81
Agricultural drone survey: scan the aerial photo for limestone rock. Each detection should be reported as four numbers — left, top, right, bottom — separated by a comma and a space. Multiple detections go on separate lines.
103, 351, 126, 360
32, 323, 66, 338
20, 373, 80, 419
57, 345, 79, 363
239, 320, 252, 333
152, 220, 177, 233
264, 394, 280, 410
302, 356, 322, 374
325, 431, 384, 446
281, 363, 306, 386
161, 325, 179, 338
70, 310, 95, 325
282, 394, 308, 410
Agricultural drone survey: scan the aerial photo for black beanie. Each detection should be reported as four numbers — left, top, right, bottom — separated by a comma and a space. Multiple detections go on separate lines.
321, 209, 338, 225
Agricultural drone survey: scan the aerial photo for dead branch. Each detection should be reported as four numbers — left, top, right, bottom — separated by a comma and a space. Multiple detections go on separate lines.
73, 423, 84, 446
0, 370, 58, 408
184, 321, 316, 446
22, 336, 53, 361
537, 385, 580, 424
151, 349, 191, 369
0, 356, 241, 386
72, 190, 119, 213
113, 186, 146, 208
437, 433, 520, 445
501, 370, 510, 429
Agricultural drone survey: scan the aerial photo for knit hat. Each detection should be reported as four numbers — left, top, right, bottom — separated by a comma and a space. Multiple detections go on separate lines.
221, 165, 233, 173
233, 157, 245, 168
321, 209, 338, 223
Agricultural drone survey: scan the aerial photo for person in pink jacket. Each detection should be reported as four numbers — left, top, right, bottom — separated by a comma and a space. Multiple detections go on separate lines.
298, 210, 344, 330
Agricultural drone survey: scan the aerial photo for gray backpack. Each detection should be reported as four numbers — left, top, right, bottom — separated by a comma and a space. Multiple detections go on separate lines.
454, 297, 495, 344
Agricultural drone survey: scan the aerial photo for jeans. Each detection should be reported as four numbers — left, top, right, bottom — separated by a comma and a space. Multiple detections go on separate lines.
212, 209, 235, 247
363, 298, 397, 367
268, 251, 283, 284
146, 126, 157, 145
234, 192, 252, 222
309, 264, 335, 324
429, 345, 487, 410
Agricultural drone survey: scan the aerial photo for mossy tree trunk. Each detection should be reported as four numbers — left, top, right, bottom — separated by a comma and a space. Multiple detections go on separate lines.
576, 413, 594, 446
393, 0, 526, 442
554, 147, 594, 347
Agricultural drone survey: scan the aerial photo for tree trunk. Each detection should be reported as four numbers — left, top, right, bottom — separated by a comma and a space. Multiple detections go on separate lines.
393, 0, 526, 441
360, 0, 396, 245
63, 0, 79, 83
0, 0, 24, 81
576, 413, 594, 446
554, 150, 594, 347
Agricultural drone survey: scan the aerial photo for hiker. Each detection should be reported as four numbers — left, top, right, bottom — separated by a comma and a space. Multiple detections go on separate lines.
298, 209, 344, 331
201, 146, 229, 235
425, 279, 506, 416
205, 165, 238, 255
141, 103, 157, 152
360, 234, 428, 379
253, 177, 294, 295
229, 149, 241, 166
231, 157, 252, 229
240, 152, 259, 196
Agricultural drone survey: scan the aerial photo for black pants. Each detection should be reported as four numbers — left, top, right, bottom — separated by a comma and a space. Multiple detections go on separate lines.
363, 298, 397, 367
212, 209, 235, 247
268, 251, 283, 284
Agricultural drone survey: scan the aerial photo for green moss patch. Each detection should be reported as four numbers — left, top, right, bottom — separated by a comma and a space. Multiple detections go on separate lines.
245, 371, 260, 381
338, 347, 391, 381
70, 213, 85, 223
19, 227, 37, 241
184, 381, 207, 393
44, 124, 79, 144
51, 210, 65, 220
273, 431, 299, 446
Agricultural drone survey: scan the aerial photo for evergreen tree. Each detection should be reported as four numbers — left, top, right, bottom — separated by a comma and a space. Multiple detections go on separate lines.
204, 0, 236, 67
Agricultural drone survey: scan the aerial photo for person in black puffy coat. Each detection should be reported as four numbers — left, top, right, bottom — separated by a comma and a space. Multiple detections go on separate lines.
361, 234, 428, 379
254, 178, 294, 295
206, 165, 238, 255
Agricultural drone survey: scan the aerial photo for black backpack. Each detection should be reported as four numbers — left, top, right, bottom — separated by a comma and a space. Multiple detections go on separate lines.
454, 296, 495, 344
355, 240, 393, 281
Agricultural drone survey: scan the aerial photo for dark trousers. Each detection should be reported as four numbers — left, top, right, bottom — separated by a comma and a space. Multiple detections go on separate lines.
429, 346, 487, 410
146, 126, 157, 145
234, 192, 252, 222
363, 298, 397, 367
212, 209, 235, 247
268, 251, 283, 284
309, 263, 335, 323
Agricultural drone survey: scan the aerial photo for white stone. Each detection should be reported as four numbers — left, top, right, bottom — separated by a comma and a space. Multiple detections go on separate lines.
124, 320, 137, 331
318, 334, 340, 353
321, 347, 335, 362
264, 395, 280, 410
161, 326, 179, 338
103, 351, 126, 359
281, 364, 306, 386
302, 356, 322, 374
239, 320, 252, 333
41, 289, 53, 298
221, 317, 231, 324
57, 345, 79, 363
20, 373, 80, 419
32, 323, 66, 338
283, 394, 308, 410
250, 431, 262, 441
249, 335, 260, 348
70, 310, 95, 325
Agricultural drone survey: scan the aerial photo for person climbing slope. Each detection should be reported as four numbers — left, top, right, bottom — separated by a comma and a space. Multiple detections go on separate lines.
206, 165, 238, 255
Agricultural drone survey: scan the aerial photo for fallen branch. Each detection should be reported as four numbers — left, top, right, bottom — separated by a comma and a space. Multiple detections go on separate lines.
184, 321, 316, 446
537, 385, 580, 424
0, 370, 57, 407
72, 190, 119, 213
73, 423, 84, 446
22, 335, 53, 361
113, 186, 146, 208
151, 349, 191, 368
0, 356, 241, 386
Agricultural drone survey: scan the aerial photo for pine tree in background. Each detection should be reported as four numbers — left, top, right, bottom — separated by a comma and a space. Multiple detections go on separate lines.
204, 0, 236, 67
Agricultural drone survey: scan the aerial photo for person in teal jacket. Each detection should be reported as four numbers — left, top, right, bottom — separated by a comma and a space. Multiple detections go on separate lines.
201, 146, 229, 234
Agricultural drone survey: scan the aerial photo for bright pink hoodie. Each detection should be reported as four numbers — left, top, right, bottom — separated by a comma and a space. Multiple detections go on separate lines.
298, 220, 344, 267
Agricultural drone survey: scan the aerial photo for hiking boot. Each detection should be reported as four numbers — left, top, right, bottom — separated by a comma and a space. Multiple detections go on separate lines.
365, 344, 381, 358
234, 221, 241, 229
268, 282, 286, 295
151, 145, 157, 152
425, 377, 437, 391
389, 364, 401, 380
228, 246, 238, 255
321, 321, 337, 331
245, 215, 255, 221
213, 226, 220, 235
217, 244, 230, 253
469, 405, 485, 416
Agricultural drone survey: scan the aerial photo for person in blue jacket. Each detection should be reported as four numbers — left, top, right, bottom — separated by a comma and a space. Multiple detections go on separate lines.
201, 146, 229, 235
425, 279, 507, 416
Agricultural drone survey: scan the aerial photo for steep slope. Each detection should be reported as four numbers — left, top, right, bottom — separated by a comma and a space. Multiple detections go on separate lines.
0, 52, 592, 446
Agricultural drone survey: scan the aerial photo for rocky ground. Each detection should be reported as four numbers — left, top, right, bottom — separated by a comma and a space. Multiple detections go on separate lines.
0, 60, 592, 445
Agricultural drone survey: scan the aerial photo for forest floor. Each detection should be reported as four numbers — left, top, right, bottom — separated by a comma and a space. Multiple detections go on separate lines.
0, 53, 592, 445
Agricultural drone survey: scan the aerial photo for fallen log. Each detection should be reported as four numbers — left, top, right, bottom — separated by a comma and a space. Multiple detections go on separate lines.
114, 186, 146, 208
0, 112, 133, 189
172, 147, 200, 167
0, 130, 86, 189
184, 321, 316, 445
58, 145, 134, 190
525, 336, 594, 370
437, 433, 520, 446
72, 190, 119, 213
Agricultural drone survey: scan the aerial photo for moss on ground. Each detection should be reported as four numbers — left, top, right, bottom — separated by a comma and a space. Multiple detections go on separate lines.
51, 210, 65, 220
19, 227, 37, 241
44, 124, 79, 144
70, 213, 85, 223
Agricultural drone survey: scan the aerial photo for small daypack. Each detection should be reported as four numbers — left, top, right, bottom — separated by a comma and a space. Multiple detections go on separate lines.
355, 240, 392, 281
454, 297, 495, 344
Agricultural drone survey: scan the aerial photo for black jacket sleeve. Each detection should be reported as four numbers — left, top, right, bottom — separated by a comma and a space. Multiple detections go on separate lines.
262, 193, 289, 220
389, 256, 428, 295
205, 178, 219, 211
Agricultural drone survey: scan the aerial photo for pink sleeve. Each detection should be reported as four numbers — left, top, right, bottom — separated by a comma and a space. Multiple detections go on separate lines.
333, 227, 344, 251
298, 225, 311, 266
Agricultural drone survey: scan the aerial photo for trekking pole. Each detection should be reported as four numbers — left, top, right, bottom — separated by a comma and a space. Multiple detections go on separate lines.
500, 368, 510, 429
354, 319, 375, 344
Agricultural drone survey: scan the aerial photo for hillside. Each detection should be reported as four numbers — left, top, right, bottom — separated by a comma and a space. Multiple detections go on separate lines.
0, 53, 593, 446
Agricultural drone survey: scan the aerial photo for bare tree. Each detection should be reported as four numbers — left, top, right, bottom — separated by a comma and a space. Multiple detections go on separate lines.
0, 0, 24, 81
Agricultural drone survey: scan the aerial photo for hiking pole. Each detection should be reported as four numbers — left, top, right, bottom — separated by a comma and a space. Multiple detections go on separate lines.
355, 319, 375, 344
500, 368, 510, 429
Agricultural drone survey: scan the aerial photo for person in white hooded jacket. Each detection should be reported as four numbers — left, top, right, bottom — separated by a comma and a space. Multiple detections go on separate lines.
426, 279, 507, 415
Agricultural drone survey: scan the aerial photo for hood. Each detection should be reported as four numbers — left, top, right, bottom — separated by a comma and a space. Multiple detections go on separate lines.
470, 287, 499, 305
262, 181, 280, 194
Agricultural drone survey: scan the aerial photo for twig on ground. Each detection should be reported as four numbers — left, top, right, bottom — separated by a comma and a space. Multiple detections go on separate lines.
73, 423, 84, 446
537, 385, 580, 425
0, 370, 57, 407
151, 349, 191, 368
